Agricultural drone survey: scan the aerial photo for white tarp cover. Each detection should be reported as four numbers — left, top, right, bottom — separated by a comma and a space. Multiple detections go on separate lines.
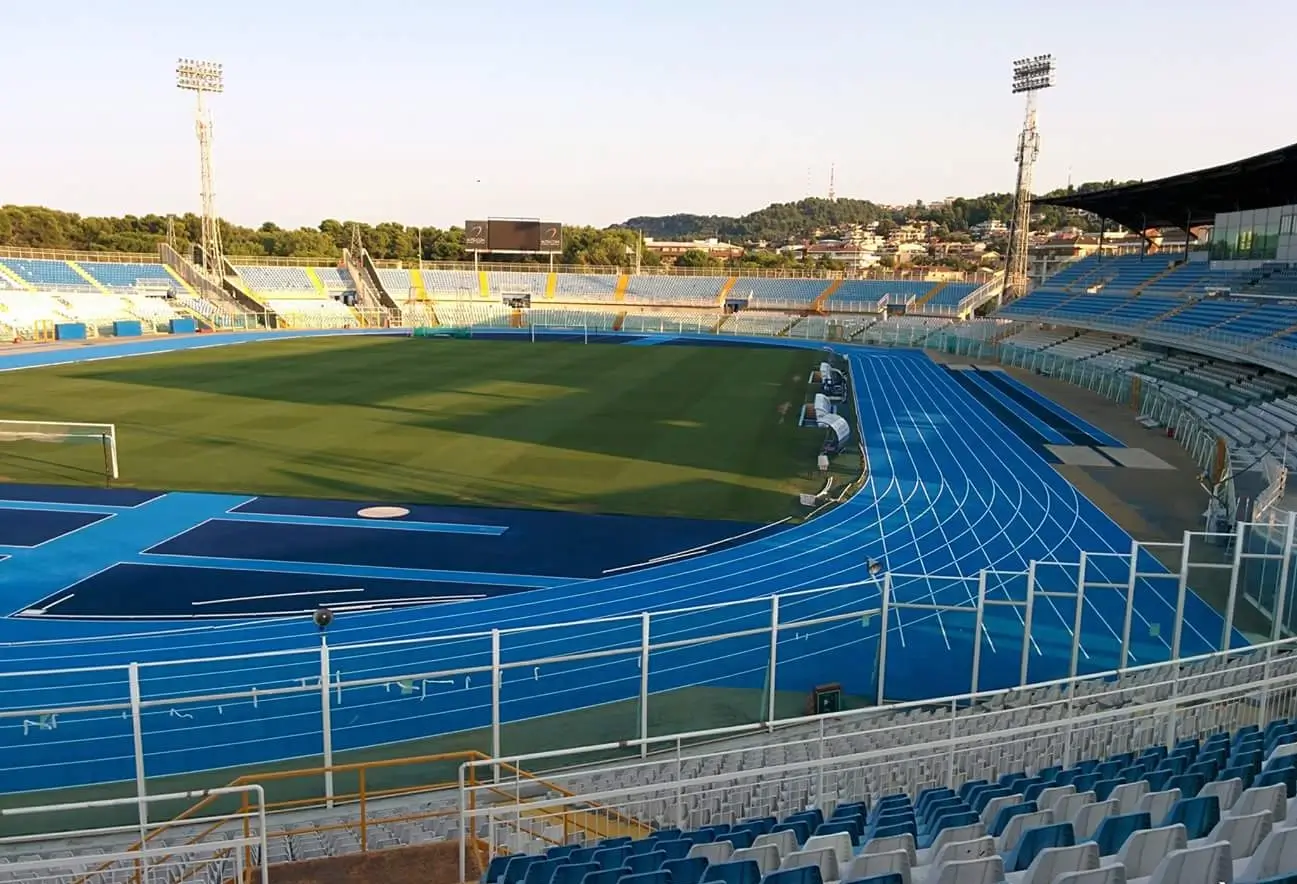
819, 412, 851, 445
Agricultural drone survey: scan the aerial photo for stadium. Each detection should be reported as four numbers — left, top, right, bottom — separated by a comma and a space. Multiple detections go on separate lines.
3, 41, 1297, 884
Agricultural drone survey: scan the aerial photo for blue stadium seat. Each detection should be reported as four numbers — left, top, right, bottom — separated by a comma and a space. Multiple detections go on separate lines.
1161, 795, 1220, 840
738, 818, 775, 835
787, 810, 823, 830
1090, 811, 1150, 856
813, 820, 860, 844
1257, 766, 1297, 798
658, 841, 691, 861
623, 851, 667, 874
484, 854, 521, 883
548, 846, 577, 860
569, 849, 598, 864
593, 846, 630, 870
761, 868, 823, 884
1003, 823, 1076, 873
524, 858, 569, 884
504, 856, 541, 884
717, 831, 754, 850
554, 863, 598, 884
990, 801, 1038, 837
629, 839, 660, 856
683, 830, 716, 846
662, 857, 707, 884
844, 876, 902, 884
1093, 778, 1123, 801
601, 837, 632, 849
771, 821, 810, 846
621, 871, 671, 884
702, 859, 762, 884
1168, 772, 1206, 798
578, 870, 622, 884
920, 811, 979, 848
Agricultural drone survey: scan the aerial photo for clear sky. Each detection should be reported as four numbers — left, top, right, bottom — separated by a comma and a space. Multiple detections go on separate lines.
3, 0, 1293, 230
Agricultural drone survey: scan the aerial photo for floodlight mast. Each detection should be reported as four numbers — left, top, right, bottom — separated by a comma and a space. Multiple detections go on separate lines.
1001, 54, 1055, 305
176, 59, 225, 279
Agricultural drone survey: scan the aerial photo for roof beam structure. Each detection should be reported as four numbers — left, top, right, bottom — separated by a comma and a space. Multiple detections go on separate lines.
1035, 142, 1297, 233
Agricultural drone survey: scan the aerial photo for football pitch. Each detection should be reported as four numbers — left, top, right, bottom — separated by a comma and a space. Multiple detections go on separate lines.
0, 336, 839, 521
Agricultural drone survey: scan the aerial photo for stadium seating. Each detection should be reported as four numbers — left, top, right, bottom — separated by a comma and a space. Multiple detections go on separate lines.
623, 276, 725, 306
313, 267, 356, 293
928, 282, 980, 307
555, 274, 620, 302
233, 265, 318, 293
79, 261, 176, 291
734, 278, 830, 307
264, 298, 357, 328
425, 269, 480, 297
0, 258, 88, 289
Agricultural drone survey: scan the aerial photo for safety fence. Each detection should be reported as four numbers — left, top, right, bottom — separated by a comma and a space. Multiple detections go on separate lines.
1, 515, 1292, 801
458, 635, 1297, 876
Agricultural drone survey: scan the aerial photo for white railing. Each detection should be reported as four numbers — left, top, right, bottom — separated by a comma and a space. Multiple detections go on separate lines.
0, 785, 269, 884
456, 637, 1297, 872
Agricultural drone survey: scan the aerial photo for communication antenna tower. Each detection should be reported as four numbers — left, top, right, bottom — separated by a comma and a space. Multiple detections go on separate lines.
829, 163, 836, 202
176, 59, 225, 278
166, 215, 177, 251
1002, 54, 1055, 304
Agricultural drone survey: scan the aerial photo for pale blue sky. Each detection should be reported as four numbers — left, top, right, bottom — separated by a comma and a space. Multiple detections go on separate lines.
3, 0, 1293, 229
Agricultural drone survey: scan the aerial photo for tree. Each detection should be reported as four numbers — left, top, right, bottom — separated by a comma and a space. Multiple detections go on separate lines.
673, 249, 722, 269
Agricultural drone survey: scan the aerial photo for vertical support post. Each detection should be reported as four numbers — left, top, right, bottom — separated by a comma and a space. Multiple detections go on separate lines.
457, 765, 467, 884
1070, 553, 1087, 681
1020, 561, 1037, 686
1222, 520, 1246, 651
1172, 532, 1192, 661
491, 628, 502, 782
1121, 540, 1138, 669
128, 663, 149, 851
767, 595, 780, 725
358, 768, 368, 852
946, 697, 958, 789
876, 573, 892, 705
319, 634, 334, 807
639, 613, 650, 758
1262, 511, 1297, 725
970, 570, 988, 696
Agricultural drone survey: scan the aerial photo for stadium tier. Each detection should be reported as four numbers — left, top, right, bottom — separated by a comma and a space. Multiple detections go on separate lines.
232, 264, 320, 293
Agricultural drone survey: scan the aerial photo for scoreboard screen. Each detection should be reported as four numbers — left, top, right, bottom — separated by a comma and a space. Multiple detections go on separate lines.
464, 219, 563, 253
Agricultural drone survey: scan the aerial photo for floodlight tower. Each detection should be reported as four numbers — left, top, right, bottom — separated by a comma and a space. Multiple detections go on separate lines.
176, 59, 225, 278
1002, 54, 1055, 304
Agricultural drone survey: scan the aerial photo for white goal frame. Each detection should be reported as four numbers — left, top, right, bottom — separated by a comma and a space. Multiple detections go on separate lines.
0, 420, 119, 480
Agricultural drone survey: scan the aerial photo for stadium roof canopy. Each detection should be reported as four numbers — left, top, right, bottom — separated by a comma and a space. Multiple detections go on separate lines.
1035, 141, 1297, 232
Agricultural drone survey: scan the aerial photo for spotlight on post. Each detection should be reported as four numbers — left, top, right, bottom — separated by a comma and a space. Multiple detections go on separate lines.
313, 605, 334, 632
1002, 53, 1055, 305
176, 58, 226, 278
868, 559, 884, 579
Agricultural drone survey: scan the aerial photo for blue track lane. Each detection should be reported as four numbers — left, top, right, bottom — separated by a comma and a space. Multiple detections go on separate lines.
0, 333, 1236, 792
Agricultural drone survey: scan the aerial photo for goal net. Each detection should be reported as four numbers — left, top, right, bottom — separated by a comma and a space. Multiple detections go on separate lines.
0, 420, 119, 480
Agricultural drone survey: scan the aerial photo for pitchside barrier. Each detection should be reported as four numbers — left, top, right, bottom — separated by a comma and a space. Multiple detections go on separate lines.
456, 638, 1297, 875
0, 521, 1289, 802
0, 785, 269, 884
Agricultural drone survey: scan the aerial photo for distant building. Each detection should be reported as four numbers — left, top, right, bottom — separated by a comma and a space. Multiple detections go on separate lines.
642, 237, 743, 262
805, 241, 880, 270
971, 219, 1009, 240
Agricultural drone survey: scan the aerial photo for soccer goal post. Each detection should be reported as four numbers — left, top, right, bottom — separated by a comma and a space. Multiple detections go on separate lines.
0, 420, 119, 481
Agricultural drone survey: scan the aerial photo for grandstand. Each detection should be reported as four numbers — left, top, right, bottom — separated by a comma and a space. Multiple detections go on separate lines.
5, 139, 1297, 884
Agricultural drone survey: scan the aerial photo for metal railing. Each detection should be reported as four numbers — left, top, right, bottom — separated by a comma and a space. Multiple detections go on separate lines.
457, 637, 1297, 872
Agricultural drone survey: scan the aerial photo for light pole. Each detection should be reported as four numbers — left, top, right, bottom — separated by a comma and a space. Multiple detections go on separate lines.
1002, 54, 1055, 304
176, 59, 225, 278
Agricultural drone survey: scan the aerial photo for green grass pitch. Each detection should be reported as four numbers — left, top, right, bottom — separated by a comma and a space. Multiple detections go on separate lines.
0, 336, 836, 521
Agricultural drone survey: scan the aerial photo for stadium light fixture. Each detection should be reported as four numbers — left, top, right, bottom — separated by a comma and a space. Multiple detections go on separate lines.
1011, 54, 1054, 94
176, 58, 225, 278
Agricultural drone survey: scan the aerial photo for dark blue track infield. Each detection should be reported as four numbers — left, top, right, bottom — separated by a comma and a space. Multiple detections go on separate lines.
28, 563, 530, 619
0, 485, 160, 507
0, 509, 109, 546
148, 511, 765, 579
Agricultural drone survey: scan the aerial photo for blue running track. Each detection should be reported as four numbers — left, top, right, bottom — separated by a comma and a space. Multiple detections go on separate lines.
0, 331, 1234, 793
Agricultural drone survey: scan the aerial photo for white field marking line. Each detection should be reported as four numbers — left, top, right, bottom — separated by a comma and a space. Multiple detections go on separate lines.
192, 587, 367, 607
601, 518, 792, 575
919, 355, 1157, 655
906, 356, 1075, 651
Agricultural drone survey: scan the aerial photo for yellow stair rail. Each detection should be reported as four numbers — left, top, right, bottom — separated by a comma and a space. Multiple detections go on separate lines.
614, 274, 630, 302
478, 270, 491, 299
409, 268, 428, 301
545, 272, 558, 300
716, 276, 738, 305
163, 265, 198, 297
812, 279, 843, 312
303, 266, 328, 296
0, 262, 33, 291
913, 281, 946, 308
68, 261, 109, 293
